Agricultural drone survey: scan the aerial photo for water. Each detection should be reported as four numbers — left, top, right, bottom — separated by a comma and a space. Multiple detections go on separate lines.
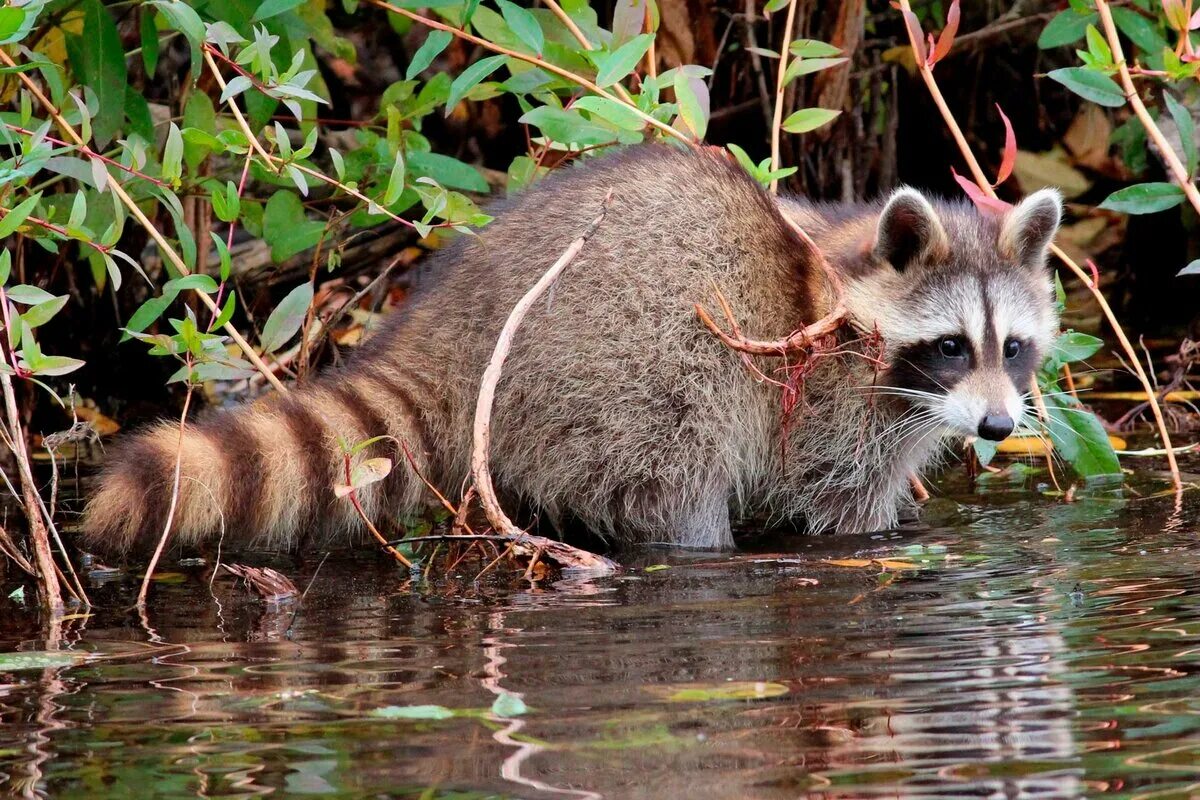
2, 472, 1199, 799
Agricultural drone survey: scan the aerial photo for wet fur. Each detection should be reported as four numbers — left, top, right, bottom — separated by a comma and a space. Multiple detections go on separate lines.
84, 144, 1056, 554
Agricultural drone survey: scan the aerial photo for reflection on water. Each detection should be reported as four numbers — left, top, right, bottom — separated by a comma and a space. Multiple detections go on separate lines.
1, 475, 1200, 798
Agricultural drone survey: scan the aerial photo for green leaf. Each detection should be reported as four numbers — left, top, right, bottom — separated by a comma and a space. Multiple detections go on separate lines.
1099, 182, 1186, 214
150, 1, 205, 77
781, 107, 840, 134
405, 30, 452, 80
497, 0, 544, 54
213, 291, 237, 328
162, 123, 184, 184
259, 282, 314, 353
166, 274, 220, 294
490, 693, 528, 718
1110, 7, 1169, 57
1044, 397, 1121, 478
0, 193, 43, 239
6, 285, 55, 305
1046, 67, 1126, 108
252, 0, 306, 22
518, 106, 619, 147
790, 39, 841, 58
1055, 331, 1104, 363
782, 56, 847, 86
384, 153, 406, 205
21, 295, 68, 329
72, 0, 127, 147
407, 151, 489, 192
445, 55, 507, 115
262, 191, 326, 262
370, 704, 455, 720
574, 96, 645, 131
0, 7, 26, 42
211, 181, 240, 223
124, 294, 174, 337
1165, 92, 1197, 178
594, 33, 654, 88
1083, 24, 1112, 66
1038, 10, 1097, 48
673, 71, 707, 140
140, 8, 160, 76
26, 354, 85, 377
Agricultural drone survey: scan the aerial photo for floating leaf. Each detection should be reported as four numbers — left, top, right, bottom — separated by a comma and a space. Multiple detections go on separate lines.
490, 693, 528, 718
0, 651, 86, 671
1178, 259, 1200, 276
665, 682, 788, 702
370, 704, 455, 720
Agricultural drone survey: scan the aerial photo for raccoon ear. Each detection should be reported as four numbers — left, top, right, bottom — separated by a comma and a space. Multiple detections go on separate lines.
874, 187, 950, 272
999, 188, 1062, 269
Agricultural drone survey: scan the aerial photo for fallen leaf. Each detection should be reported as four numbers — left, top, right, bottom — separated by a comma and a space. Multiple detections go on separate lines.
1014, 148, 1091, 199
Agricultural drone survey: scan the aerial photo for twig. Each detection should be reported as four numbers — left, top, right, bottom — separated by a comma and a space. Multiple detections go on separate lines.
0, 372, 61, 612
470, 193, 619, 575
0, 48, 289, 395
768, 0, 800, 194
137, 376, 195, 606
541, 0, 638, 106
286, 551, 330, 636
894, 0, 1182, 491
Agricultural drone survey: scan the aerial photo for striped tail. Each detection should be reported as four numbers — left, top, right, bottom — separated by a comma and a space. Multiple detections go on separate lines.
83, 366, 434, 554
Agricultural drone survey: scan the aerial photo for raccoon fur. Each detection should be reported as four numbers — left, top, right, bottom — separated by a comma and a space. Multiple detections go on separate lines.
84, 144, 1062, 553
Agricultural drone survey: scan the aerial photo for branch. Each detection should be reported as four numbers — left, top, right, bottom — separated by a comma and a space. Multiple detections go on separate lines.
894, 0, 1182, 491
696, 216, 849, 355
471, 193, 619, 575
768, 0, 800, 194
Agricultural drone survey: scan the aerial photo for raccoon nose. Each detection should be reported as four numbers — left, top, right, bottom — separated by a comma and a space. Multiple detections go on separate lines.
977, 414, 1014, 442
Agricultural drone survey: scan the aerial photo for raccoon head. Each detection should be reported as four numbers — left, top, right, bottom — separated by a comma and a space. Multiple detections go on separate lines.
845, 186, 1063, 444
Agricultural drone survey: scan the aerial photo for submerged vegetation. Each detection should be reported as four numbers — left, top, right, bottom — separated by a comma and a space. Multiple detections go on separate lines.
0, 0, 1196, 610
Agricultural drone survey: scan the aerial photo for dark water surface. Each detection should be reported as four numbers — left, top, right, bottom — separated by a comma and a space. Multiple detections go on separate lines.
2, 474, 1200, 799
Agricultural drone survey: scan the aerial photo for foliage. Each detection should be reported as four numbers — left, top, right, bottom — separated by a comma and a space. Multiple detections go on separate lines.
1041, 0, 1198, 225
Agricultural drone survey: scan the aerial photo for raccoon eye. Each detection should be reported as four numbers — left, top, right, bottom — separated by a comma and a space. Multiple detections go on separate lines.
1004, 339, 1021, 360
938, 337, 964, 358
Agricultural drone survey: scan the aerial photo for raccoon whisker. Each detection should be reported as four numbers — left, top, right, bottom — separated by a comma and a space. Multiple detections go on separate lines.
895, 358, 951, 394
883, 409, 945, 442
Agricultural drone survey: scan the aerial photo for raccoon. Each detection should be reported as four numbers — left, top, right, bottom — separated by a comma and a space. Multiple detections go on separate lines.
83, 144, 1061, 553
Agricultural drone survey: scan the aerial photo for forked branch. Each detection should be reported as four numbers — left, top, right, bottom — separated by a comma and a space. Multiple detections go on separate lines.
695, 216, 850, 356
